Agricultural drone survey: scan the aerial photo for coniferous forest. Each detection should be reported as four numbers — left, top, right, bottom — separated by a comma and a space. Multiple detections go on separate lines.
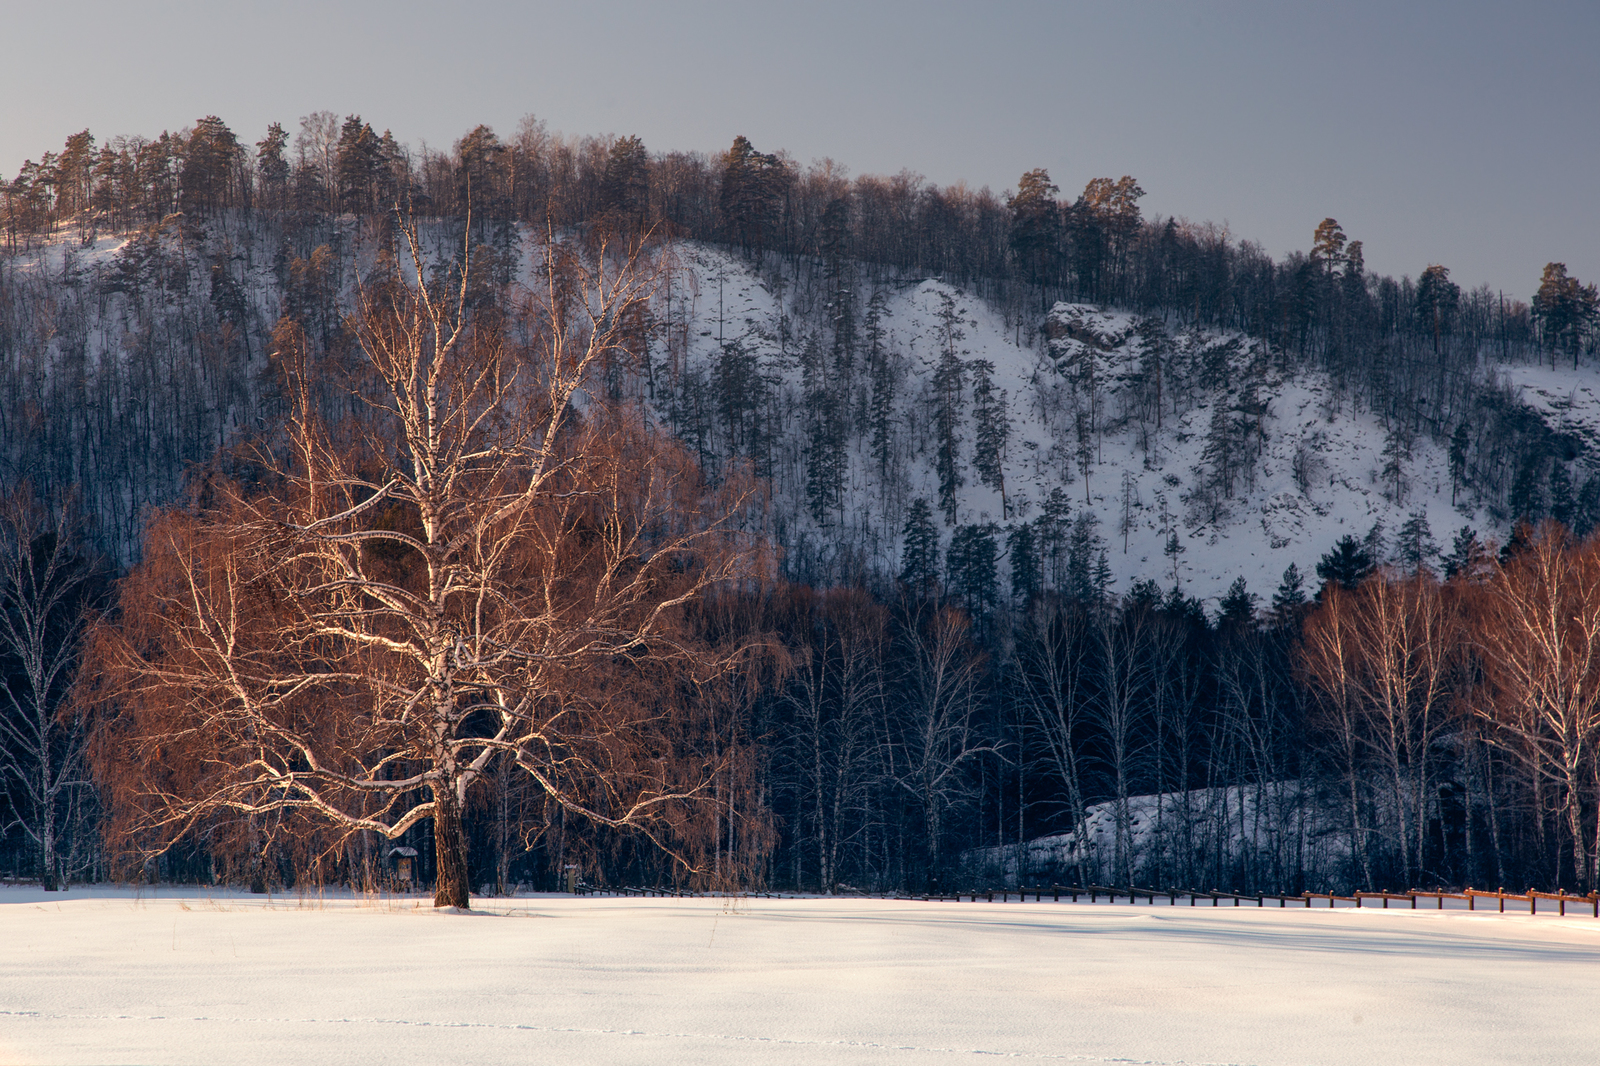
3, 113, 1600, 905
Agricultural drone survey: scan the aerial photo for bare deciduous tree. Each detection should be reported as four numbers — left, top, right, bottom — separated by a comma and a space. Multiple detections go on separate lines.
84, 221, 766, 907
0, 490, 102, 890
1472, 525, 1600, 890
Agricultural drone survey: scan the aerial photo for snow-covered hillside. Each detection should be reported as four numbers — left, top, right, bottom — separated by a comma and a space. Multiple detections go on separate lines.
658, 247, 1488, 605
8, 224, 1588, 607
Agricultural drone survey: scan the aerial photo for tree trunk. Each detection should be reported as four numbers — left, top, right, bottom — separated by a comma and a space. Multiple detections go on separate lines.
433, 781, 471, 909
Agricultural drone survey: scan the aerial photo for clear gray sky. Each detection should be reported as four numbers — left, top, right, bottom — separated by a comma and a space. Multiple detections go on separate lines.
5, 0, 1595, 298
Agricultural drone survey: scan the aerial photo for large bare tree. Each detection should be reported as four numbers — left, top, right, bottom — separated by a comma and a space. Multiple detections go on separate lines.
85, 221, 764, 907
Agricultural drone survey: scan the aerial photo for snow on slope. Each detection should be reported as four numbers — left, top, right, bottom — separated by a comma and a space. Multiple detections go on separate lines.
660, 247, 1483, 606
4, 230, 1563, 605
960, 783, 1354, 888
4, 886, 1599, 1066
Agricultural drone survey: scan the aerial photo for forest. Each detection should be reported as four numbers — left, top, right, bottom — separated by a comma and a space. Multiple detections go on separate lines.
2, 112, 1599, 905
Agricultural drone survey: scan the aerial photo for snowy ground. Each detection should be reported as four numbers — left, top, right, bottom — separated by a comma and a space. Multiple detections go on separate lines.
4, 887, 1599, 1065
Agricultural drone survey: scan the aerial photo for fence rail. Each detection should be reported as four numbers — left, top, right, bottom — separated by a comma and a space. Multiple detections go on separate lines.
558, 882, 1600, 917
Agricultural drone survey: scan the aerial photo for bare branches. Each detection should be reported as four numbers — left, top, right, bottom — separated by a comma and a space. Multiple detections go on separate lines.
85, 219, 767, 905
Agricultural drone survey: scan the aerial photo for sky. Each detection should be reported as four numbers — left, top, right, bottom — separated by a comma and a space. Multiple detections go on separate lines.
5, 0, 1596, 298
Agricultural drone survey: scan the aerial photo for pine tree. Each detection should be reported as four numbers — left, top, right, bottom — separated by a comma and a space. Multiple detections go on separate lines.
719, 135, 789, 253
899, 498, 940, 597
599, 135, 650, 226
1574, 477, 1600, 538
1268, 564, 1307, 627
1217, 577, 1257, 630
1007, 168, 1060, 290
1125, 578, 1162, 613
970, 359, 1009, 513
1394, 509, 1439, 572
1549, 460, 1574, 529
947, 523, 999, 620
801, 333, 846, 525
1508, 455, 1545, 524
1006, 522, 1041, 605
335, 115, 379, 214
1310, 218, 1347, 277
1362, 519, 1388, 564
1441, 527, 1490, 581
1035, 487, 1072, 590
1066, 512, 1104, 601
1163, 530, 1185, 586
1448, 422, 1469, 505
1316, 534, 1375, 593
865, 292, 895, 482
1532, 262, 1600, 370
178, 115, 240, 215
931, 293, 967, 524
1415, 264, 1460, 356
1381, 428, 1409, 503
820, 198, 857, 382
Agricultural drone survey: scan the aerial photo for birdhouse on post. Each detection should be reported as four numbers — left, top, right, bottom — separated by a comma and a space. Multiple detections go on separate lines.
388, 846, 419, 888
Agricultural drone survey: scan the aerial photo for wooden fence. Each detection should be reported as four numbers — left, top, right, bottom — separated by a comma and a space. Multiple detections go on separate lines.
565, 883, 1600, 917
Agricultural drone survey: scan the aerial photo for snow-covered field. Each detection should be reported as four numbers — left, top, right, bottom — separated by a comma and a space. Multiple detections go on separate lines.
3, 887, 1598, 1065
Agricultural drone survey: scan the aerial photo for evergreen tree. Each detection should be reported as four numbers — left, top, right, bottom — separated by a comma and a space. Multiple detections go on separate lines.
1448, 422, 1470, 505
1316, 534, 1375, 593
1268, 563, 1307, 627
947, 523, 999, 620
1310, 218, 1347, 277
1006, 522, 1041, 605
1380, 428, 1409, 503
1549, 460, 1574, 529
719, 135, 789, 252
1007, 168, 1060, 289
931, 292, 967, 524
1415, 264, 1460, 355
1394, 509, 1439, 572
599, 135, 650, 226
1163, 530, 1185, 586
801, 333, 845, 525
1508, 454, 1545, 523
1066, 512, 1104, 601
178, 115, 240, 215
899, 498, 940, 596
1163, 583, 1208, 630
1532, 262, 1600, 370
1362, 519, 1388, 564
820, 197, 857, 382
1125, 577, 1163, 613
1441, 527, 1491, 581
1217, 577, 1257, 630
1499, 521, 1535, 565
713, 339, 769, 474
1035, 487, 1072, 590
970, 359, 1009, 512
335, 115, 380, 214
865, 291, 895, 482
1574, 477, 1600, 538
